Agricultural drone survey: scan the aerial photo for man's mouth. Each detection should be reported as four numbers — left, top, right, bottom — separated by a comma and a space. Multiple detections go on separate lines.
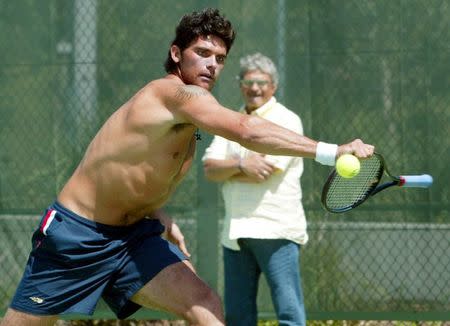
248, 94, 261, 99
200, 74, 214, 82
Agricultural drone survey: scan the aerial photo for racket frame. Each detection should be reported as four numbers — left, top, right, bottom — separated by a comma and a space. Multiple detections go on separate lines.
321, 153, 400, 213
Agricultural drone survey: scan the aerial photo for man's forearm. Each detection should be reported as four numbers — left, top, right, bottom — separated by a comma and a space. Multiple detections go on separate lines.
203, 158, 242, 182
236, 114, 318, 158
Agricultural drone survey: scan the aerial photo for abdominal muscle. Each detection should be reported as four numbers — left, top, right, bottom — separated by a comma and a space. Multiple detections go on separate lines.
57, 105, 197, 226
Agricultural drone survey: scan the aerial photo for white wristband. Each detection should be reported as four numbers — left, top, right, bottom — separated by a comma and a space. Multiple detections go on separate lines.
315, 142, 338, 166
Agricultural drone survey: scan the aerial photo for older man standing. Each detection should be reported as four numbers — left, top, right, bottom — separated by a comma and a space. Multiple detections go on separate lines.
203, 53, 308, 325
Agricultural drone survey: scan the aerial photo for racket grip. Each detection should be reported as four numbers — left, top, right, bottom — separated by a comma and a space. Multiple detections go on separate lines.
400, 174, 433, 188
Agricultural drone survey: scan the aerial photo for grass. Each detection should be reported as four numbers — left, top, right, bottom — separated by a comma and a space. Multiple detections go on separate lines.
52, 320, 450, 326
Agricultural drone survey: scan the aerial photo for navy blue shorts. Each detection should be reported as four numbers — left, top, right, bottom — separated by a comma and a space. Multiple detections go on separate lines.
10, 201, 187, 319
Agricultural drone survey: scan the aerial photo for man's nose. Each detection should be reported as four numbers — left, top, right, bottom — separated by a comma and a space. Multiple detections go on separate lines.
249, 81, 260, 90
206, 56, 218, 71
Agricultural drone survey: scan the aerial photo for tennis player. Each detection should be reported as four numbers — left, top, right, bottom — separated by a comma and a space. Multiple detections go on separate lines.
1, 8, 374, 326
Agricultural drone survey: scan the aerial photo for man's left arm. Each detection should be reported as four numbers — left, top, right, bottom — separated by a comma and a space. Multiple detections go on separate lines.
149, 209, 191, 258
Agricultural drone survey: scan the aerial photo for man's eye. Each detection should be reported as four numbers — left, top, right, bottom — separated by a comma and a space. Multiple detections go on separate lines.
217, 56, 225, 64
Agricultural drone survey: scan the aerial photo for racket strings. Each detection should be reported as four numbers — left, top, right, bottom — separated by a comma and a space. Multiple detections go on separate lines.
324, 155, 383, 211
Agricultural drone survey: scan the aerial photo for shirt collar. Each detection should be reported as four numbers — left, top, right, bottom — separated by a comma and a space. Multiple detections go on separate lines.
241, 97, 277, 117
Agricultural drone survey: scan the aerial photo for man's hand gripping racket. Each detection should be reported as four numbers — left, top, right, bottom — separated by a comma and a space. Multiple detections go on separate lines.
321, 153, 433, 213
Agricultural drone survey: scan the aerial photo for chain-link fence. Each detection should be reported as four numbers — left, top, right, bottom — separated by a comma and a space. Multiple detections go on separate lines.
0, 0, 448, 321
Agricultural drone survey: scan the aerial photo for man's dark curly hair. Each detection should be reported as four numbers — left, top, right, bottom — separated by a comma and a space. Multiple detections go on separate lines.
164, 8, 236, 73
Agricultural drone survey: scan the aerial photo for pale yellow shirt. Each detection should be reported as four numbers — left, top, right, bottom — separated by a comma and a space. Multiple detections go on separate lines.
202, 97, 308, 250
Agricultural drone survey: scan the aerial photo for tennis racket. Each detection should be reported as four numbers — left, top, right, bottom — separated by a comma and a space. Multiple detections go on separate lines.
321, 153, 433, 213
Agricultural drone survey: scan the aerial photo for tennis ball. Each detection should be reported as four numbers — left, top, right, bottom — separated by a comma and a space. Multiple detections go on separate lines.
336, 154, 360, 178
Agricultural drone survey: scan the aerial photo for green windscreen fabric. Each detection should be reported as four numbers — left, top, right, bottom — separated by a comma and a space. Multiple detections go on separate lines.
0, 0, 448, 320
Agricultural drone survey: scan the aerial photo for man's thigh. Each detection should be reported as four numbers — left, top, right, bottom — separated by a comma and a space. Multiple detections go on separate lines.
0, 308, 58, 326
130, 260, 221, 319
247, 239, 303, 302
249, 239, 306, 324
248, 238, 300, 279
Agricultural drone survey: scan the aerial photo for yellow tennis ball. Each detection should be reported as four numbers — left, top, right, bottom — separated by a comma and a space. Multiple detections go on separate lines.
336, 154, 360, 178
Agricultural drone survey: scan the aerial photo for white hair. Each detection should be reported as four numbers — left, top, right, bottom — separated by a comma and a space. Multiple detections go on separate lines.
239, 52, 279, 86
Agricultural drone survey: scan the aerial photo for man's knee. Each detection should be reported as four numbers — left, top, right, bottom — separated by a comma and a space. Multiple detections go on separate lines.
183, 286, 224, 325
199, 287, 222, 312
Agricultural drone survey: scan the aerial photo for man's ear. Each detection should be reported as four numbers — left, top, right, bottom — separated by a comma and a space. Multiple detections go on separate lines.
170, 45, 181, 64
271, 83, 278, 94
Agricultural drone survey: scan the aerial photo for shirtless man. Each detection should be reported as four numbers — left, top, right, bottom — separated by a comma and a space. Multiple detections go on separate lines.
1, 8, 374, 326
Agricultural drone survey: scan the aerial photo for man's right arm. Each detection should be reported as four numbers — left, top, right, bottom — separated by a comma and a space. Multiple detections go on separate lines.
203, 158, 242, 182
204, 155, 277, 183
170, 85, 375, 163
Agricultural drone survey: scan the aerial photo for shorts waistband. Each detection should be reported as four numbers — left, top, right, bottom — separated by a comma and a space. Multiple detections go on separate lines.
50, 201, 143, 232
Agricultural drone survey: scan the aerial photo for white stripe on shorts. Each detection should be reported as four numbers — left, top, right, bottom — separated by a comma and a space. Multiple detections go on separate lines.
42, 210, 57, 235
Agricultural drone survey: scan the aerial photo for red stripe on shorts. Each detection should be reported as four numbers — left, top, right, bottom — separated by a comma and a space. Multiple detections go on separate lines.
40, 209, 56, 235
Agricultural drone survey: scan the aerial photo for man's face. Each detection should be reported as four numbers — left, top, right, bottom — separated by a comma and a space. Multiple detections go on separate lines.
173, 35, 228, 90
240, 70, 276, 113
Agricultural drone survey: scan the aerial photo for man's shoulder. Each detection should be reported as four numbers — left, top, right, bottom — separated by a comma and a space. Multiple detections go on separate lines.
131, 77, 183, 109
144, 77, 210, 103
143, 76, 178, 95
125, 78, 182, 126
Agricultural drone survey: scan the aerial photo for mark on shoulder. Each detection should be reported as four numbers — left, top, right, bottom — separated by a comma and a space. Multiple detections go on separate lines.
175, 85, 209, 102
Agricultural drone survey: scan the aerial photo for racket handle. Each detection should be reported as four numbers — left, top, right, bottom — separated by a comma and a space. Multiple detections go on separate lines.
400, 174, 433, 188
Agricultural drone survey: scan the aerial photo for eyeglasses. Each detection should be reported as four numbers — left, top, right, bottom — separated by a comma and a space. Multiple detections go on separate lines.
240, 79, 271, 87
